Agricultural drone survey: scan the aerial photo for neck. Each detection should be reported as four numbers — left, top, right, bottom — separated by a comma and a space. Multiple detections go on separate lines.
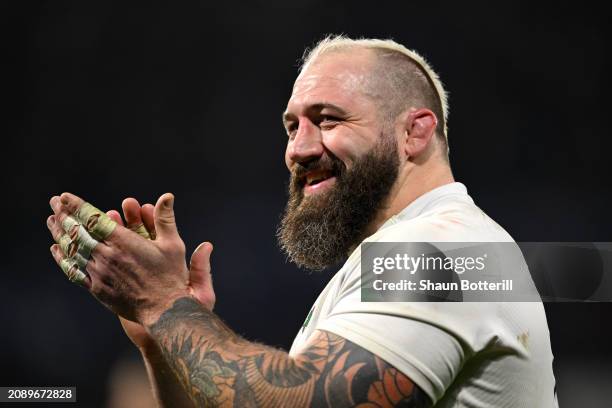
367, 161, 454, 236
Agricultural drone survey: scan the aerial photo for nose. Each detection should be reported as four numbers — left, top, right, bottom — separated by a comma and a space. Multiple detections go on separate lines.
285, 117, 324, 168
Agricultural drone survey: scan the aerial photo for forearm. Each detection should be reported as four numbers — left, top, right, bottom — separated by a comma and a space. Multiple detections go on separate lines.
145, 297, 429, 408
145, 297, 305, 407
139, 343, 196, 408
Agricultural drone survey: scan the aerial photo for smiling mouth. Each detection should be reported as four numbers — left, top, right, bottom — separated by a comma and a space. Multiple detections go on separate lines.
304, 169, 334, 187
297, 168, 338, 196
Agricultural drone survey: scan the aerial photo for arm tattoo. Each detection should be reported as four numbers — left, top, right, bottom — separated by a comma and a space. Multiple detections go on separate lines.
149, 297, 431, 407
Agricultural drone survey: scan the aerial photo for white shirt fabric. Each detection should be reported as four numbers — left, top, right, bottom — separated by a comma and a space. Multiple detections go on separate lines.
289, 182, 557, 407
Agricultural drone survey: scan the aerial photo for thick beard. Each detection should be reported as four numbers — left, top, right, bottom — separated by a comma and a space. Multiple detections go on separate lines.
277, 134, 399, 271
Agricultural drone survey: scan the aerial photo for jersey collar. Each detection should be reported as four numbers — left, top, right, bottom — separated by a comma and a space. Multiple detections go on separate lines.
379, 182, 471, 230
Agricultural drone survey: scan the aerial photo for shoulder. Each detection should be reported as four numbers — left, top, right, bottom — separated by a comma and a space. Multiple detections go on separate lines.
372, 199, 514, 244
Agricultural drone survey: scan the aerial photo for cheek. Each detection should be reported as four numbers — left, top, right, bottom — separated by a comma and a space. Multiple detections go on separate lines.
322, 132, 368, 168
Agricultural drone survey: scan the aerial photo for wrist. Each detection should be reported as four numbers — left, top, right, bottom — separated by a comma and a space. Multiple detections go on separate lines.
138, 290, 188, 328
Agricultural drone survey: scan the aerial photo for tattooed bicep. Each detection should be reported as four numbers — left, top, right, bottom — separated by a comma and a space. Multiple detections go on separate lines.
295, 330, 431, 407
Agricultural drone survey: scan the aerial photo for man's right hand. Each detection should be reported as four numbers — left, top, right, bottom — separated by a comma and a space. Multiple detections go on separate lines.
107, 198, 215, 351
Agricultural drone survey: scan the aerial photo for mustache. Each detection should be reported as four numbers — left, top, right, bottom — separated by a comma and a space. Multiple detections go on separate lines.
291, 155, 345, 182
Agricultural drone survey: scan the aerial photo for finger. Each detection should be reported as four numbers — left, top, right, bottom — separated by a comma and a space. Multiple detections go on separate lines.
47, 215, 65, 243
50, 196, 62, 215
153, 193, 178, 240
54, 197, 83, 231
106, 210, 125, 227
58, 192, 84, 214
64, 219, 99, 259
122, 198, 151, 239
63, 240, 90, 268
48, 214, 99, 264
141, 204, 156, 240
60, 215, 81, 240
140, 203, 156, 239
48, 215, 81, 261
122, 198, 142, 227
50, 244, 92, 289
189, 242, 214, 306
59, 193, 117, 241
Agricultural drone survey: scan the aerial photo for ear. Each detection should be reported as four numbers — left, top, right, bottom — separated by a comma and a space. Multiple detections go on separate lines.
401, 108, 438, 158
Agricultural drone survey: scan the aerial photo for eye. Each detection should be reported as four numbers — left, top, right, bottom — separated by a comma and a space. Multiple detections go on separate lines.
320, 115, 340, 128
321, 115, 339, 122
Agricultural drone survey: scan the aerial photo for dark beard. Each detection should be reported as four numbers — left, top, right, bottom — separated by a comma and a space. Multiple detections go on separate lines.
277, 134, 399, 270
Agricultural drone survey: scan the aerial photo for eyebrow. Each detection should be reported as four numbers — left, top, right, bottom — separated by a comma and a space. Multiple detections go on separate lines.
282, 102, 349, 125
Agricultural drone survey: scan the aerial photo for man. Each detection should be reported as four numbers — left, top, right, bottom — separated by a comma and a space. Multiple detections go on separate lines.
46, 36, 557, 406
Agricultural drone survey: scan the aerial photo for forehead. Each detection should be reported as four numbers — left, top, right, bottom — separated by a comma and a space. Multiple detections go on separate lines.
285, 50, 377, 116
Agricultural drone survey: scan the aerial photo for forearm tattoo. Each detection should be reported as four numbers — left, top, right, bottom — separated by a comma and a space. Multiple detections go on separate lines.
149, 297, 431, 407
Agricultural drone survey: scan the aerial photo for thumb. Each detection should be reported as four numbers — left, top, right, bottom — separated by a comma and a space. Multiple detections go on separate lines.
153, 193, 178, 240
189, 242, 214, 308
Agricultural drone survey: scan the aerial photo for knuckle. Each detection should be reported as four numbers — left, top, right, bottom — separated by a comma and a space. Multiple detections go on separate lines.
159, 219, 175, 227
93, 242, 110, 258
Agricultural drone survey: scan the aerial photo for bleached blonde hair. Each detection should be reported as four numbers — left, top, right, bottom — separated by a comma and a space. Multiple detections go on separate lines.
300, 35, 449, 152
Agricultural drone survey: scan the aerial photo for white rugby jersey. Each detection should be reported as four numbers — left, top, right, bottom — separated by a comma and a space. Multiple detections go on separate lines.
289, 182, 558, 407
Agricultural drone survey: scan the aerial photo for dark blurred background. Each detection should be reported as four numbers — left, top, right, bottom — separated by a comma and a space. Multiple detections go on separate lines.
1, 1, 610, 407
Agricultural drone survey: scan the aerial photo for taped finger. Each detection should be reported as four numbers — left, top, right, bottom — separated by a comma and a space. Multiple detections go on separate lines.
129, 223, 152, 239
60, 258, 89, 286
47, 215, 65, 243
140, 204, 156, 239
59, 256, 89, 287
59, 216, 99, 259
58, 234, 90, 268
75, 202, 117, 241
61, 215, 81, 240
73, 225, 99, 259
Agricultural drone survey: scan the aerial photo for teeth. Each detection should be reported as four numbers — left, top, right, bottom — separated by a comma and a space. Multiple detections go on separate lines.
306, 172, 330, 185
